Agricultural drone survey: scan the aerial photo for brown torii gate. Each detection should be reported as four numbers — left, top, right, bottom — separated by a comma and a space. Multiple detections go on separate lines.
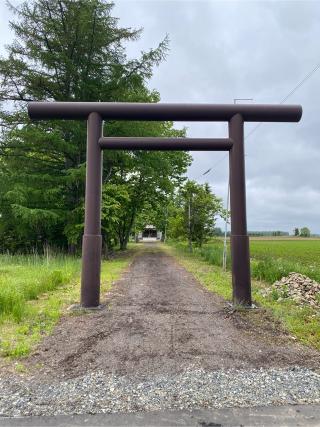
28, 102, 302, 308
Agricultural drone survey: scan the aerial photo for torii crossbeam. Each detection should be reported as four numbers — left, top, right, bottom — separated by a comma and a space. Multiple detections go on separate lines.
28, 102, 302, 307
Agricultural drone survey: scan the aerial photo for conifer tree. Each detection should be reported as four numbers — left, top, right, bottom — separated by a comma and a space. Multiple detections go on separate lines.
0, 0, 190, 252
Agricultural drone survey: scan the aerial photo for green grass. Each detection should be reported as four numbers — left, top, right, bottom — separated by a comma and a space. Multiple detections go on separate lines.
0, 254, 80, 324
250, 239, 320, 283
250, 239, 320, 264
166, 241, 320, 350
0, 249, 136, 360
172, 238, 320, 284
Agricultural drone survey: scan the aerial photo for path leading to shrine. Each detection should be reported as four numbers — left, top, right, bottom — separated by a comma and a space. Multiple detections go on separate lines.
24, 244, 319, 378
0, 243, 319, 419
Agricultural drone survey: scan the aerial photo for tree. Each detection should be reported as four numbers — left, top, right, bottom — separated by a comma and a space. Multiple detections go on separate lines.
294, 227, 300, 236
106, 121, 190, 250
0, 0, 190, 252
168, 180, 225, 251
213, 227, 223, 236
101, 183, 130, 254
134, 200, 167, 239
300, 227, 311, 237
134, 194, 175, 243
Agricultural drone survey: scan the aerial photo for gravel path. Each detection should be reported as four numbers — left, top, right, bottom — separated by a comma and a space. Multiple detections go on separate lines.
0, 244, 319, 417
0, 367, 320, 417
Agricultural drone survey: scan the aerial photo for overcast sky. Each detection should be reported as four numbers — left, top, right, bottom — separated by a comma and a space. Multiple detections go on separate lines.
1, 1, 320, 234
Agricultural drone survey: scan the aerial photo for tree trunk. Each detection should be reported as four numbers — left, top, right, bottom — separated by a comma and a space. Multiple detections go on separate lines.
68, 243, 76, 255
120, 230, 130, 250
102, 236, 109, 259
119, 209, 136, 250
119, 238, 127, 250
118, 224, 126, 250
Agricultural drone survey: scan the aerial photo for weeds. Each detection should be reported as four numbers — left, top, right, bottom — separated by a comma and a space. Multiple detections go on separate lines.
0, 248, 136, 359
0, 255, 79, 323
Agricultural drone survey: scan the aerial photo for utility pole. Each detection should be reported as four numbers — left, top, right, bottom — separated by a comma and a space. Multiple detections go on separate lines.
222, 181, 230, 271
163, 205, 168, 243
188, 195, 192, 253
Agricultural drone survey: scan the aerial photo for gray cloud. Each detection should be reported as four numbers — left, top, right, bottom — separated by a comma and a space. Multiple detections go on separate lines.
1, 0, 319, 233
113, 0, 320, 233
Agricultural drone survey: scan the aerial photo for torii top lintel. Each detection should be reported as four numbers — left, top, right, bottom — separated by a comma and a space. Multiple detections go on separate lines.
28, 102, 302, 123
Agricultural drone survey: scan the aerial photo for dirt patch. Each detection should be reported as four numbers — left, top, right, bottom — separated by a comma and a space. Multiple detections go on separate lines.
18, 244, 320, 379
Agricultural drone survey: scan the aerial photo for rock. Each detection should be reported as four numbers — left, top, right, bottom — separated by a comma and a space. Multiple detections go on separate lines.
262, 273, 320, 308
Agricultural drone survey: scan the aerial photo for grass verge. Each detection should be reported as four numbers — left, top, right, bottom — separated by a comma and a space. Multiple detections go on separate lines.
0, 248, 137, 360
165, 243, 320, 350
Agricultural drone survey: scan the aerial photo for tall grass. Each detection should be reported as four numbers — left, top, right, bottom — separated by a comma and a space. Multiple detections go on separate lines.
170, 239, 320, 284
0, 248, 137, 359
0, 254, 80, 323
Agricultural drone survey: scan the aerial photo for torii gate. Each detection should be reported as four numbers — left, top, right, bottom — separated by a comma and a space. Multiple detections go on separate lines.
28, 102, 302, 308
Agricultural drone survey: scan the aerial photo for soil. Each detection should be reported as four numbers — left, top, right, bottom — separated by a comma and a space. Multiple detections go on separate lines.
22, 244, 320, 379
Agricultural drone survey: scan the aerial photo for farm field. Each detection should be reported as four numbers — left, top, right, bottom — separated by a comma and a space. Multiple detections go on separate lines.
250, 239, 320, 265
250, 239, 320, 283
173, 238, 320, 284
0, 250, 135, 359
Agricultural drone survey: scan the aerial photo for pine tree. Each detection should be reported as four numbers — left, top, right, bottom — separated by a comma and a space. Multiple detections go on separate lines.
0, 0, 190, 252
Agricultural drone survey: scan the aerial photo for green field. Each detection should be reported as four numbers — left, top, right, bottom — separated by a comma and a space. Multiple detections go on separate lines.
250, 239, 320, 265
250, 239, 320, 283
173, 238, 320, 284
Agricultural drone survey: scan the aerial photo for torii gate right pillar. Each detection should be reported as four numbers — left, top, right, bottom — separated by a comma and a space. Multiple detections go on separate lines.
229, 113, 251, 306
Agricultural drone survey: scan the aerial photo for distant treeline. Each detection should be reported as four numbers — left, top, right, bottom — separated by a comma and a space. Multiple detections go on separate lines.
213, 229, 290, 237
247, 231, 289, 237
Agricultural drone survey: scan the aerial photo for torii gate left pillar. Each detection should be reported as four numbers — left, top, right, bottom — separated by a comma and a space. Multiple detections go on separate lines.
81, 112, 103, 307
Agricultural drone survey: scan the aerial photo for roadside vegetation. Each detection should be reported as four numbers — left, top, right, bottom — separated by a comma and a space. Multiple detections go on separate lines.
167, 240, 320, 350
173, 239, 320, 283
0, 250, 135, 359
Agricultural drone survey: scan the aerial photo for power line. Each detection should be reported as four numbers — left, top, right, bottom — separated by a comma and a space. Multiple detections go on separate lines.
245, 62, 320, 143
195, 152, 228, 180
279, 61, 320, 104
196, 60, 320, 180
202, 168, 212, 176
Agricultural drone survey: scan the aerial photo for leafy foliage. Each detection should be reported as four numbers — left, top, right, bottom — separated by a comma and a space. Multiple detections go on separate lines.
167, 180, 225, 250
0, 0, 190, 252
300, 227, 311, 237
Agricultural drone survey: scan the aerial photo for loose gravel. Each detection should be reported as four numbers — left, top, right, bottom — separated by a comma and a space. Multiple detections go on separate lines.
1, 367, 320, 417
